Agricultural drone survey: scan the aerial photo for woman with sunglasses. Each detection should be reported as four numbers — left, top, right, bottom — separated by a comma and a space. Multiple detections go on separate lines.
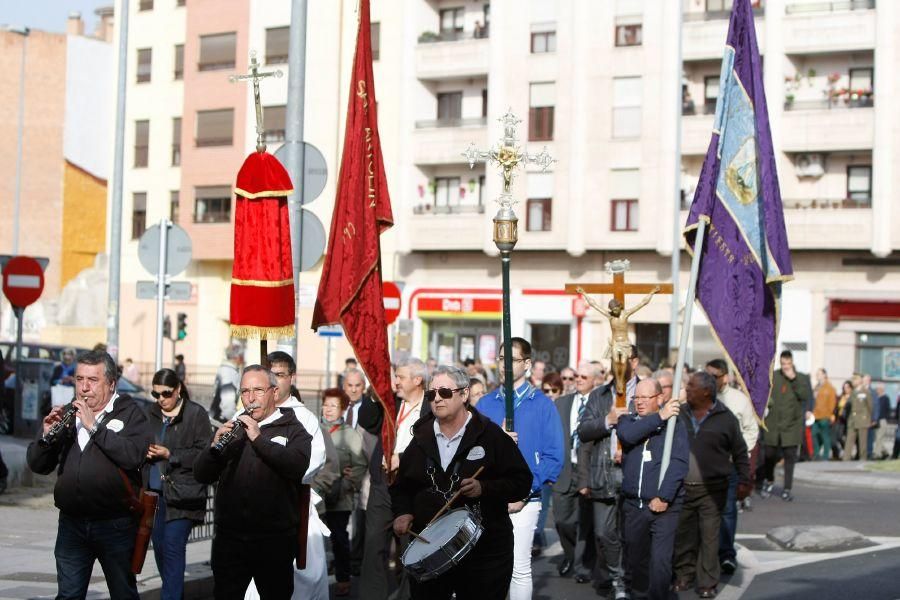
145, 368, 212, 600
541, 372, 564, 402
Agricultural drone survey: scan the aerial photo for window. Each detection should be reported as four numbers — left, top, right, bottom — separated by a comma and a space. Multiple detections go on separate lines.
531, 31, 556, 53
529, 82, 555, 141
371, 22, 380, 61
194, 186, 232, 223
174, 44, 184, 79
856, 333, 900, 382
177, 0, 185, 6
615, 22, 642, 47
134, 120, 149, 168
139, 0, 153, 10
704, 76, 719, 114
137, 48, 152, 83
610, 168, 640, 231
132, 193, 147, 239
849, 67, 874, 107
846, 165, 872, 206
482, 89, 488, 118
478, 174, 486, 206
263, 105, 286, 143
265, 27, 289, 64
170, 190, 180, 223
199, 32, 236, 71
439, 7, 464, 39
437, 92, 462, 122
171, 117, 181, 166
434, 177, 461, 208
611, 200, 639, 231
526, 199, 552, 231
612, 76, 642, 138
196, 109, 233, 146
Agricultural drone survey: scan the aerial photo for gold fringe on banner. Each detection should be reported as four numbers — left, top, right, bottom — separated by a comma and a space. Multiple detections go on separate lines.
229, 324, 296, 340
234, 187, 294, 199
232, 278, 294, 287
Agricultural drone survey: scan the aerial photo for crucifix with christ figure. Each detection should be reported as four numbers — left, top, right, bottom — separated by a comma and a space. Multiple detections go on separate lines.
229, 50, 283, 153
566, 260, 673, 408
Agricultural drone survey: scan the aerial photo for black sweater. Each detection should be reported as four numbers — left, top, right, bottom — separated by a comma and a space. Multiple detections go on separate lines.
678, 401, 750, 487
390, 409, 532, 541
27, 394, 153, 520
194, 411, 312, 540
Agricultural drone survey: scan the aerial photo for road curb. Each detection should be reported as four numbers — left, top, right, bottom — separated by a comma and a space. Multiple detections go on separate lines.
792, 463, 900, 492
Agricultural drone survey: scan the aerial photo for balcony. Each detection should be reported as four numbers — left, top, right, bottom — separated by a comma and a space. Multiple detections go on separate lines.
412, 119, 488, 165
782, 200, 872, 249
783, 4, 875, 54
781, 104, 874, 152
683, 14, 764, 61
415, 32, 489, 80
681, 113, 715, 155
406, 209, 486, 251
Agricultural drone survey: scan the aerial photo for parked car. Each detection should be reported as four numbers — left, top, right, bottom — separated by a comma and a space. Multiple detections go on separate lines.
0, 342, 91, 382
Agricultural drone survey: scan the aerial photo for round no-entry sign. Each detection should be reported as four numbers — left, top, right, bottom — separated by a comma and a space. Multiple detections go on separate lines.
383, 281, 402, 325
2, 256, 45, 308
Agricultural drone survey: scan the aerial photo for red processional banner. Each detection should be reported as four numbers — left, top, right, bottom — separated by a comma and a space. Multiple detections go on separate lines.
311, 0, 396, 458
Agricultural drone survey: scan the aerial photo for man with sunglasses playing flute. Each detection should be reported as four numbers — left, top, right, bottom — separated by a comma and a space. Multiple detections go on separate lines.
194, 365, 312, 599
391, 365, 533, 599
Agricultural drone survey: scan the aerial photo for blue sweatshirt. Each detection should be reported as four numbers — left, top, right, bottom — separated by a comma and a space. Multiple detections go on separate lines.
616, 412, 689, 507
477, 381, 564, 496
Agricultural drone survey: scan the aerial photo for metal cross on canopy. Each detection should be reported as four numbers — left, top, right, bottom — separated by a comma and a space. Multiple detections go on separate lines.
229, 50, 283, 153
463, 108, 556, 211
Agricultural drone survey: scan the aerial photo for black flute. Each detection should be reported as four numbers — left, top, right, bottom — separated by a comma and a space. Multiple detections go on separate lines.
39, 403, 78, 447
211, 404, 260, 454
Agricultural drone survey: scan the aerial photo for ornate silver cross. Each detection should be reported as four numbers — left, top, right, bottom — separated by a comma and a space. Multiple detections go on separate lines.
229, 50, 283, 153
462, 108, 556, 212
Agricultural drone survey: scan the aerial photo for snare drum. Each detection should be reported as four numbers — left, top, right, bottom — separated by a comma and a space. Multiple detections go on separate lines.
401, 507, 483, 582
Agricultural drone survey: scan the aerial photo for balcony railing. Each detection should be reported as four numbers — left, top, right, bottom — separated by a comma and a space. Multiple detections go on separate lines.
784, 95, 874, 110
782, 197, 871, 209
682, 102, 717, 116
418, 27, 490, 44
684, 5, 763, 21
785, 0, 875, 15
413, 204, 485, 215
415, 117, 488, 129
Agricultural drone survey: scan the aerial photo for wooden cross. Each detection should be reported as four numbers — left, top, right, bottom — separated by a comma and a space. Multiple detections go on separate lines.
565, 259, 674, 408
229, 50, 283, 153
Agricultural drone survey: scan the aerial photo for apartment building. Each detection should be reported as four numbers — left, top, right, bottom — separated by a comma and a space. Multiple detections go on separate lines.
116, 0, 900, 390
115, 0, 398, 378
392, 0, 899, 388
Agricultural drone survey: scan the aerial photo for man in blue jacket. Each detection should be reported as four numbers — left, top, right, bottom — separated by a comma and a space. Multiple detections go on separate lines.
618, 378, 688, 600
478, 337, 564, 600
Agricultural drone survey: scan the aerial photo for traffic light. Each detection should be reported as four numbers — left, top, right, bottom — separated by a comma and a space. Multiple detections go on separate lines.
177, 312, 187, 340
163, 316, 172, 339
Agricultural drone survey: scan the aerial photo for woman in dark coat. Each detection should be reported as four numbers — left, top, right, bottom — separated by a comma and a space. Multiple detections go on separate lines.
145, 368, 212, 600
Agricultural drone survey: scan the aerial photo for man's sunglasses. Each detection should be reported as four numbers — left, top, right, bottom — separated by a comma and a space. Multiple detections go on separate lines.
151, 389, 176, 400
424, 387, 467, 402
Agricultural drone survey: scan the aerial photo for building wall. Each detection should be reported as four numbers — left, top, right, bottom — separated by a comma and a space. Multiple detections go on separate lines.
61, 162, 107, 287
0, 30, 67, 298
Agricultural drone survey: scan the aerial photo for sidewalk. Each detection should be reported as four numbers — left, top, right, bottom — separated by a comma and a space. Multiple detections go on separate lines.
793, 459, 900, 492
0, 435, 214, 600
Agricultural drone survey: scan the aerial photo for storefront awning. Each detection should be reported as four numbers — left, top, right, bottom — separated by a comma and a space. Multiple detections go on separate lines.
829, 300, 900, 322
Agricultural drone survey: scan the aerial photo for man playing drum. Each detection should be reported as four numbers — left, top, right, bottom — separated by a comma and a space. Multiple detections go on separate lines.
390, 365, 532, 600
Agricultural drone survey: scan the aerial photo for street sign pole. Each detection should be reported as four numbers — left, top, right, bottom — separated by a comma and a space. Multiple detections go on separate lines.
155, 219, 170, 371
13, 306, 24, 425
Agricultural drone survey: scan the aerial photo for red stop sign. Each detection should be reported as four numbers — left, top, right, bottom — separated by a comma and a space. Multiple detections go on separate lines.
2, 256, 45, 309
383, 281, 402, 325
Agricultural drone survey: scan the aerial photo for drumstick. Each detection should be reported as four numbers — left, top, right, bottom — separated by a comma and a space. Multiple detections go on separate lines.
428, 466, 485, 526
408, 530, 430, 544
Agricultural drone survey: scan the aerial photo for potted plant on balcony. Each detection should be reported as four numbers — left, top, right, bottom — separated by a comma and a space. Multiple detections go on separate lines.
418, 31, 439, 43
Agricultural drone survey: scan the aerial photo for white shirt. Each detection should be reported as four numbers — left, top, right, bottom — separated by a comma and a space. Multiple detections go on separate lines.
433, 412, 472, 471
718, 385, 759, 454
394, 397, 423, 456
569, 394, 589, 464
343, 400, 362, 428
75, 393, 119, 450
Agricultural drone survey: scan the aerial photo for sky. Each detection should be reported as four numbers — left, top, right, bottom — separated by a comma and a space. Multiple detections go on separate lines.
0, 0, 114, 34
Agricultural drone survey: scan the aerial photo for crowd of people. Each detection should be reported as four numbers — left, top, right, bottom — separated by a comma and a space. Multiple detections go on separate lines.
20, 342, 899, 600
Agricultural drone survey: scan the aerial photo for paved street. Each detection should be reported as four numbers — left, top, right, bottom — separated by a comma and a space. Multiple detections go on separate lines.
2, 465, 900, 599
